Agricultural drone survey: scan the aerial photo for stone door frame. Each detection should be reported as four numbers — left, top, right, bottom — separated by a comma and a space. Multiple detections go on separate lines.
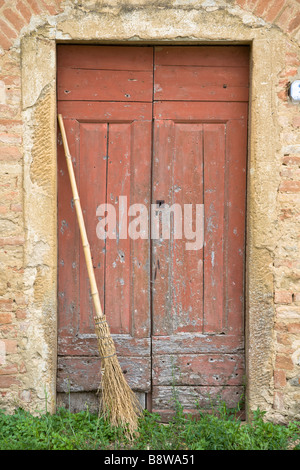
21, 10, 285, 416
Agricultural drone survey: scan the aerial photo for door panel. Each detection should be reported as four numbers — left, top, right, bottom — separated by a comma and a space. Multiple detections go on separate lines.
57, 47, 153, 395
152, 120, 204, 336
154, 66, 249, 102
225, 119, 248, 337
57, 45, 153, 102
152, 385, 244, 421
151, 115, 247, 415
154, 45, 249, 102
57, 110, 152, 392
203, 123, 226, 334
79, 122, 107, 335
56, 45, 249, 413
154, 101, 248, 121
154, 45, 250, 67
153, 354, 245, 386
151, 45, 248, 416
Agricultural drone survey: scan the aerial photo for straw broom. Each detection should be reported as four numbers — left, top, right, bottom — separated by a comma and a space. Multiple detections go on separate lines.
58, 114, 142, 437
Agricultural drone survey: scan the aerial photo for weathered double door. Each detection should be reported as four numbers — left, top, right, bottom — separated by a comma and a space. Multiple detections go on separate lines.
57, 45, 249, 417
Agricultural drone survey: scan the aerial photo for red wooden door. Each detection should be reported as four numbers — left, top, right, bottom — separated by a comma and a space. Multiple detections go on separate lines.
151, 47, 248, 418
56, 45, 249, 416
57, 46, 153, 397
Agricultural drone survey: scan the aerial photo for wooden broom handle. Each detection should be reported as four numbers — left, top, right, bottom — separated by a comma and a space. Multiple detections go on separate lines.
58, 114, 104, 319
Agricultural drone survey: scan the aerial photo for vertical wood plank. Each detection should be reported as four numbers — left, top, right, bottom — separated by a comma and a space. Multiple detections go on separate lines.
58, 45, 154, 70
154, 45, 250, 67
57, 45, 248, 406
203, 124, 226, 334
225, 118, 247, 336
57, 119, 80, 343
105, 123, 132, 334
130, 120, 152, 339
172, 123, 204, 333
152, 120, 174, 336
79, 123, 107, 334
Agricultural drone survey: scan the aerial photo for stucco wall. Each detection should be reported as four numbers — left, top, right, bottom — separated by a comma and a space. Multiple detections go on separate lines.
0, 0, 299, 423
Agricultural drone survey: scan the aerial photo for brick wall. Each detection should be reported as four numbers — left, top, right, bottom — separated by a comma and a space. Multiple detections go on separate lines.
0, 0, 299, 420
0, 0, 63, 407
274, 32, 300, 417
0, 0, 24, 399
236, 0, 300, 39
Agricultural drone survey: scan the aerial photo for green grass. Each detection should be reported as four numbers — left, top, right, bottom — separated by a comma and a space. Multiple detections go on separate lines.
0, 400, 299, 450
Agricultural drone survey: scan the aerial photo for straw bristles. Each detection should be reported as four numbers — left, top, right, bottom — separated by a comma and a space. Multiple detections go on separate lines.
94, 315, 143, 437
